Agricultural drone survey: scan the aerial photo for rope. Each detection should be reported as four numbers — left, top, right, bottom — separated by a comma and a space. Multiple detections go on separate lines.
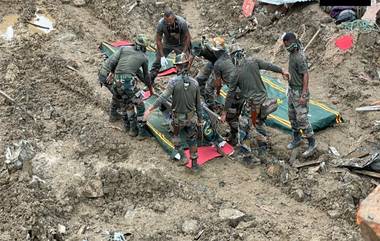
338, 19, 380, 33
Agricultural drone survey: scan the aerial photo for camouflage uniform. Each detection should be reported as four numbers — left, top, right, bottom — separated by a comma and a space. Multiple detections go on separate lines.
287, 50, 314, 139
98, 46, 151, 137
151, 73, 202, 163
227, 57, 283, 148
191, 41, 218, 97
150, 15, 190, 83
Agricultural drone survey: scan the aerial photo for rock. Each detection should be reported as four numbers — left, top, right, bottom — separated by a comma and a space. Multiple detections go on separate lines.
357, 185, 380, 241
294, 189, 305, 202
5, 63, 19, 82
256, 12, 272, 27
5, 140, 35, 172
58, 33, 77, 42
58, 224, 66, 234
182, 219, 199, 234
73, 0, 86, 7
219, 208, 246, 227
327, 210, 341, 219
77, 225, 86, 235
81, 179, 104, 198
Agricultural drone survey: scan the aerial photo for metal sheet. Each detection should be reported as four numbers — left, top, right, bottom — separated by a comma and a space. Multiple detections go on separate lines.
258, 0, 315, 5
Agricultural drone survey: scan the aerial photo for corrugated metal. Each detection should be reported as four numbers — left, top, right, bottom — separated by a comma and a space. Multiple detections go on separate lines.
258, 0, 315, 5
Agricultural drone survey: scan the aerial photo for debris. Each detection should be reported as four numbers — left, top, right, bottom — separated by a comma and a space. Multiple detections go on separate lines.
127, 1, 139, 14
26, 21, 50, 30
294, 159, 323, 168
181, 219, 199, 235
81, 179, 104, 198
242, 0, 256, 18
4, 140, 35, 172
57, 224, 66, 234
304, 27, 321, 52
103, 231, 126, 241
353, 170, 380, 179
0, 89, 36, 121
356, 105, 380, 112
194, 229, 205, 240
73, 0, 86, 7
329, 146, 341, 157
219, 208, 246, 227
332, 151, 380, 173
327, 210, 341, 219
255, 204, 281, 215
294, 189, 305, 202
78, 225, 87, 235
357, 185, 380, 241
66, 65, 79, 72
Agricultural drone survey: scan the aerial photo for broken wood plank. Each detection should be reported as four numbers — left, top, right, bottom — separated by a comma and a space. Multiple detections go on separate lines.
304, 27, 321, 52
353, 169, 380, 179
294, 159, 323, 168
66, 65, 78, 72
0, 89, 36, 122
356, 105, 380, 112
26, 21, 50, 30
0, 89, 16, 103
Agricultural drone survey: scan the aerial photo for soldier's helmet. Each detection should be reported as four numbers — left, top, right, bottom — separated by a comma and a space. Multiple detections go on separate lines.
174, 53, 190, 65
134, 34, 149, 47
210, 36, 225, 51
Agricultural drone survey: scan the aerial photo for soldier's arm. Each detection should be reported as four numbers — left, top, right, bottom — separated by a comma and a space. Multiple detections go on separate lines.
297, 56, 309, 96
256, 59, 283, 73
150, 79, 175, 110
181, 21, 191, 53
98, 48, 121, 84
195, 85, 203, 121
156, 23, 165, 57
141, 59, 151, 87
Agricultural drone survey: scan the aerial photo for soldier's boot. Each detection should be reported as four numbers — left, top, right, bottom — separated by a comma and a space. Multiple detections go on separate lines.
257, 141, 269, 163
109, 102, 121, 122
123, 115, 130, 132
191, 158, 200, 172
302, 136, 317, 158
136, 122, 149, 141
287, 131, 302, 150
177, 150, 188, 166
128, 120, 138, 137
228, 131, 239, 146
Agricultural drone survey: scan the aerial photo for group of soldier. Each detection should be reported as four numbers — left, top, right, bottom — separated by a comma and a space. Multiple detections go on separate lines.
98, 9, 317, 172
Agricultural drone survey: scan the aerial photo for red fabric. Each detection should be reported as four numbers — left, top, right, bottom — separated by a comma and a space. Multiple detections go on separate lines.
185, 143, 234, 168
335, 35, 353, 51
242, 0, 256, 17
158, 67, 177, 76
111, 40, 133, 47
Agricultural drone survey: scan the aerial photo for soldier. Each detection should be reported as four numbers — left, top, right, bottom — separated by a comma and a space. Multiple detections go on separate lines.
144, 53, 203, 171
225, 47, 289, 153
203, 38, 241, 146
150, 8, 192, 84
190, 37, 221, 97
98, 34, 153, 140
282, 32, 317, 157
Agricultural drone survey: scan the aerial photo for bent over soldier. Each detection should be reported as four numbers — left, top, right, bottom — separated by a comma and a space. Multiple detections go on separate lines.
144, 53, 203, 171
98, 34, 152, 140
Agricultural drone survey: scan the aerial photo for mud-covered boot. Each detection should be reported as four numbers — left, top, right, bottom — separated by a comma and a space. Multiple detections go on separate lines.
302, 136, 317, 158
228, 131, 239, 146
191, 158, 200, 172
136, 123, 149, 141
128, 120, 138, 137
109, 108, 121, 122
287, 131, 302, 150
176, 150, 188, 166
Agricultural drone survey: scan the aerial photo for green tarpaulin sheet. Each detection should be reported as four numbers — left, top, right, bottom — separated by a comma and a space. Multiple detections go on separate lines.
99, 41, 343, 135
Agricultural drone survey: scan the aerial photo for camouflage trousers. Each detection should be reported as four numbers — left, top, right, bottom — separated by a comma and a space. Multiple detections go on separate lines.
110, 85, 145, 131
172, 112, 198, 160
195, 61, 213, 98
225, 95, 245, 145
288, 88, 314, 138
244, 99, 271, 145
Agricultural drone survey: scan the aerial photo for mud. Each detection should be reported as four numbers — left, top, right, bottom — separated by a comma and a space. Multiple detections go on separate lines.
0, 0, 379, 240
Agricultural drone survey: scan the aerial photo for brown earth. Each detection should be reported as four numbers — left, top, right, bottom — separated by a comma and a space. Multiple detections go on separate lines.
0, 0, 379, 240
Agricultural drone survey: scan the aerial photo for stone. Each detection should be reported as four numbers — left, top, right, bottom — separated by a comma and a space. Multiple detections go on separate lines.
294, 189, 305, 202
5, 140, 35, 172
58, 224, 66, 234
219, 208, 246, 227
81, 179, 104, 198
182, 219, 199, 234
73, 0, 86, 7
328, 210, 341, 219
357, 185, 380, 241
